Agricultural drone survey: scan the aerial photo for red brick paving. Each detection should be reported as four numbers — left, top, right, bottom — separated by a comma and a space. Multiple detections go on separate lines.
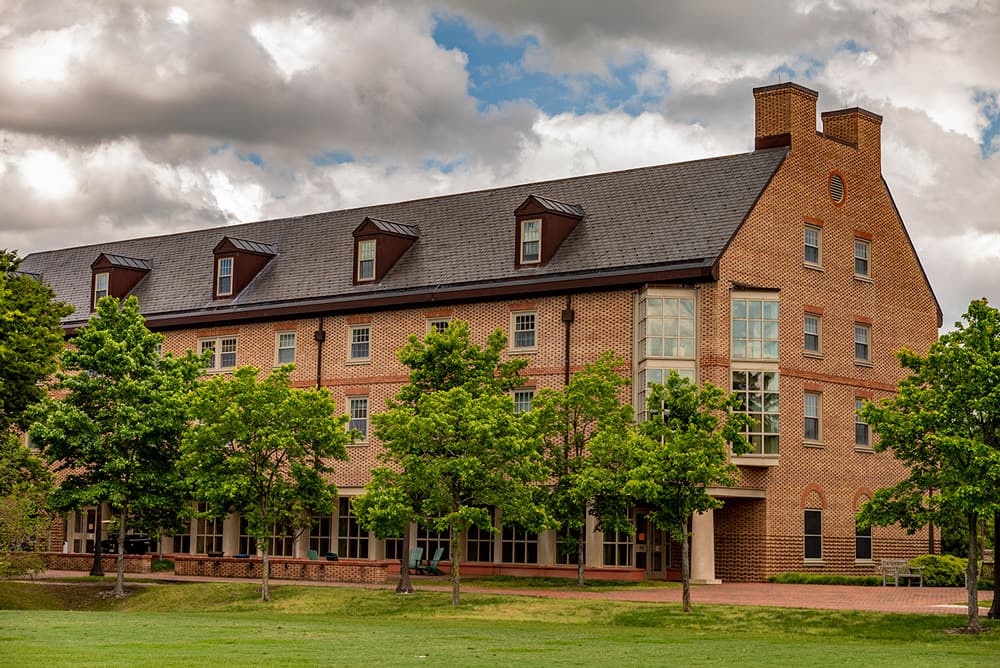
35, 570, 992, 616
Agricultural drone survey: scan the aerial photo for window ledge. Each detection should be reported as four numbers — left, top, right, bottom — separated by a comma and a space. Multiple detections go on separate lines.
205, 368, 235, 375
804, 262, 824, 272
346, 359, 371, 366
854, 275, 873, 284
855, 559, 874, 566
731, 454, 780, 467
347, 442, 369, 448
803, 441, 825, 449
803, 559, 825, 567
508, 348, 537, 355
854, 360, 874, 368
854, 446, 875, 454
803, 351, 824, 359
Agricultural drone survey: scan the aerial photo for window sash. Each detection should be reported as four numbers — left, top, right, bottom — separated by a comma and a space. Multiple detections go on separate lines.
94, 272, 109, 302
217, 257, 233, 296
357, 240, 375, 280
641, 296, 696, 359
804, 509, 822, 560
804, 393, 820, 441
804, 226, 820, 264
731, 299, 779, 360
349, 397, 368, 438
804, 315, 820, 353
854, 324, 870, 361
200, 337, 237, 369
512, 312, 536, 349
855, 399, 870, 447
513, 390, 534, 414
732, 370, 779, 454
856, 526, 872, 560
350, 326, 370, 360
520, 220, 540, 263
276, 332, 296, 364
854, 239, 870, 277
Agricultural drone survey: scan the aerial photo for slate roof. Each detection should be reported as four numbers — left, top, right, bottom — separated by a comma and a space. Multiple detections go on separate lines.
20, 148, 787, 327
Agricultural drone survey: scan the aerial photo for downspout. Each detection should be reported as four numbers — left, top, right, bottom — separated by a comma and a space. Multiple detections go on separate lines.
314, 316, 326, 390
561, 294, 574, 386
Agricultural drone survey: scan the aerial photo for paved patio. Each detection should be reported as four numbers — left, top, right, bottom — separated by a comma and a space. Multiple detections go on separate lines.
34, 569, 993, 616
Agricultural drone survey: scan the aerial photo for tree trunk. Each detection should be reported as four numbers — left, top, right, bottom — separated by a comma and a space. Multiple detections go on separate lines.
450, 524, 462, 607
261, 546, 270, 602
681, 519, 691, 613
577, 521, 586, 587
396, 525, 414, 594
966, 514, 982, 632
113, 509, 127, 597
990, 510, 999, 620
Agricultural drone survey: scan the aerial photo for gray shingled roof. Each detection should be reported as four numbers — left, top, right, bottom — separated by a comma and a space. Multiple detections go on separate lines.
100, 253, 152, 271
21, 148, 787, 326
528, 195, 585, 219
366, 218, 420, 238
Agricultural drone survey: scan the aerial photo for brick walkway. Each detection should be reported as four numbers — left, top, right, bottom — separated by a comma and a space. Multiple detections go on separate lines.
35, 570, 993, 616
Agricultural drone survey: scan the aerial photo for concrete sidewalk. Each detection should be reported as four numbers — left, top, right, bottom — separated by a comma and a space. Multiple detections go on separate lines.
32, 569, 993, 616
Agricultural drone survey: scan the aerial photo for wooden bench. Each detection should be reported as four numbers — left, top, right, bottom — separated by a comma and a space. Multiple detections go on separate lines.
881, 558, 924, 586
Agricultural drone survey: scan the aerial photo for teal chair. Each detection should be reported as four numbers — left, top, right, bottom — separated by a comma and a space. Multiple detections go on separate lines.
417, 546, 445, 576
407, 547, 424, 574
307, 549, 319, 561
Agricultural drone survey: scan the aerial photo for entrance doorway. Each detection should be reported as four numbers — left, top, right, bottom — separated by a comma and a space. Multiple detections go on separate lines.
634, 510, 668, 578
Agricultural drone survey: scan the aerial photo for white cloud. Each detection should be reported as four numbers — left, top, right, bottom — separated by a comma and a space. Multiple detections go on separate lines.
17, 149, 77, 199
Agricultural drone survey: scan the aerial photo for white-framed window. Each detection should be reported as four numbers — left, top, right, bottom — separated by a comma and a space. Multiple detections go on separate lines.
501, 523, 538, 564
637, 365, 696, 421
216, 257, 233, 296
349, 325, 370, 361
309, 515, 334, 556
854, 323, 871, 363
357, 239, 376, 281
337, 497, 369, 559
520, 219, 541, 264
804, 314, 821, 354
804, 392, 821, 442
276, 332, 296, 365
556, 526, 585, 565
513, 389, 534, 414
731, 296, 779, 360
732, 369, 779, 455
855, 398, 871, 449
640, 295, 696, 358
93, 272, 109, 306
417, 523, 450, 562
804, 508, 822, 560
856, 525, 872, 561
238, 516, 257, 555
194, 504, 224, 555
427, 318, 450, 334
602, 509, 634, 567
466, 508, 495, 562
200, 336, 237, 370
804, 224, 821, 266
511, 311, 536, 350
854, 238, 870, 278
349, 397, 368, 440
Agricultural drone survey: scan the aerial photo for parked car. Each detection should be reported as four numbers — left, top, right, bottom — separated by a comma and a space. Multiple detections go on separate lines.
99, 535, 155, 555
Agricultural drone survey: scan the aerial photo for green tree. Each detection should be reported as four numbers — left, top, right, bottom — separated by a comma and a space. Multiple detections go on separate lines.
858, 299, 1000, 632
0, 433, 54, 576
626, 372, 750, 612
182, 365, 351, 602
354, 321, 550, 605
28, 296, 203, 596
529, 352, 636, 585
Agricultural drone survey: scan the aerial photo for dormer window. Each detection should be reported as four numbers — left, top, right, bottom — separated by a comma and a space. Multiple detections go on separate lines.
217, 257, 234, 296
351, 217, 419, 285
357, 239, 376, 282
94, 272, 109, 304
90, 253, 152, 310
212, 237, 276, 300
520, 220, 541, 264
514, 195, 584, 268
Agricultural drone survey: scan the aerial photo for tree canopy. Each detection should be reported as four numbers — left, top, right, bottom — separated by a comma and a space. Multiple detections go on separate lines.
627, 372, 750, 611
859, 299, 1000, 632
354, 321, 550, 605
29, 296, 204, 595
182, 365, 351, 602
529, 352, 636, 585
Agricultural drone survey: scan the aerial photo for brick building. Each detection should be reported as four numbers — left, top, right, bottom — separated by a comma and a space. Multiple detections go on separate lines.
20, 82, 940, 582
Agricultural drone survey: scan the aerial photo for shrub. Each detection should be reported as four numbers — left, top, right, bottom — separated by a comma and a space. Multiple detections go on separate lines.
151, 559, 174, 573
767, 573, 882, 586
909, 554, 966, 587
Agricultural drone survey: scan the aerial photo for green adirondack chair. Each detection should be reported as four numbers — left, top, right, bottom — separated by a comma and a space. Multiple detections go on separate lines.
417, 546, 445, 576
407, 547, 424, 574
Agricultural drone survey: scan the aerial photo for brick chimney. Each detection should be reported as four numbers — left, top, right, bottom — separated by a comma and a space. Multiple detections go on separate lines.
821, 107, 883, 171
753, 82, 819, 149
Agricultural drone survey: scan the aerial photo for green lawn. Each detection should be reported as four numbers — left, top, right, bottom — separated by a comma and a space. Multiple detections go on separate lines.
0, 581, 997, 667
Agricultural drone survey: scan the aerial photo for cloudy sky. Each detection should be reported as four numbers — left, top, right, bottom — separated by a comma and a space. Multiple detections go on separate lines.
1, 1, 998, 328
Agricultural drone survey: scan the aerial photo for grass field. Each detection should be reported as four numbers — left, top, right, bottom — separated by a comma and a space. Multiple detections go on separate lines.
1, 580, 997, 667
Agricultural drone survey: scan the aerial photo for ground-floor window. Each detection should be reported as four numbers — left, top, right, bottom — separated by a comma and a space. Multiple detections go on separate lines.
172, 518, 191, 553
337, 497, 369, 559
417, 524, 449, 562
309, 515, 333, 556
501, 524, 538, 564
804, 509, 822, 560
556, 526, 585, 565
466, 509, 495, 562
384, 537, 403, 560
195, 504, 224, 554
856, 525, 872, 561
265, 522, 295, 557
732, 369, 780, 454
603, 510, 634, 567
